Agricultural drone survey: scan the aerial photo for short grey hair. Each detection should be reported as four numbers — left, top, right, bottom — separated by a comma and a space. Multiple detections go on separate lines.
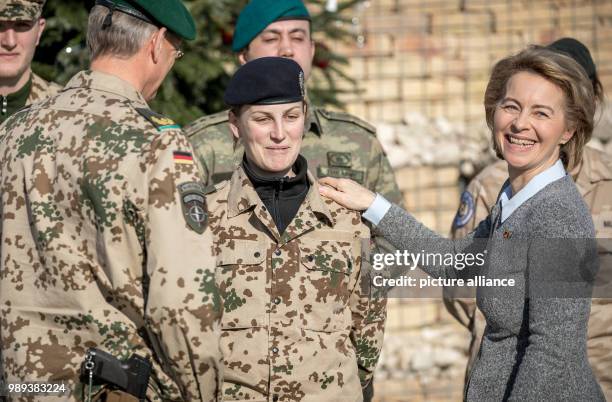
87, 5, 157, 60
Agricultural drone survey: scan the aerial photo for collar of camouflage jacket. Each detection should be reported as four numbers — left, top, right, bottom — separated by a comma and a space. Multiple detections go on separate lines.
227, 163, 335, 226
305, 97, 323, 136
572, 146, 612, 195
0, 74, 31, 121
27, 73, 61, 105
64, 70, 149, 107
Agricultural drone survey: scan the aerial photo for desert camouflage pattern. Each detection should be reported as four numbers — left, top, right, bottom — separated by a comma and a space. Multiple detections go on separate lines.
0, 70, 221, 402
206, 165, 386, 402
186, 105, 403, 205
0, 0, 45, 20
446, 145, 612, 398
27, 72, 62, 104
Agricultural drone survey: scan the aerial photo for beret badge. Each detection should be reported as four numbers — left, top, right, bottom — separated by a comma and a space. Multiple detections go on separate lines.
299, 71, 305, 98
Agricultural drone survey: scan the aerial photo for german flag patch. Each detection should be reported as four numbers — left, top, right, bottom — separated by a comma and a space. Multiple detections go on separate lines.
174, 151, 194, 165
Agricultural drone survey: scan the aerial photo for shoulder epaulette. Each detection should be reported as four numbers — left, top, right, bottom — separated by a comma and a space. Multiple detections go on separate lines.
316, 109, 377, 134
204, 180, 229, 195
184, 111, 229, 136
203, 183, 219, 195
135, 108, 180, 132
214, 180, 229, 191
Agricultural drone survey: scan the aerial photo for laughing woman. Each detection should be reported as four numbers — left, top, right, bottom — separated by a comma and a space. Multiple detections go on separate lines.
319, 47, 605, 401
205, 57, 386, 402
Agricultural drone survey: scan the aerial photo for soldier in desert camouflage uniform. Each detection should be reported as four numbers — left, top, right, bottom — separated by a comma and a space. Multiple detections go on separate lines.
0, 0, 61, 124
185, 0, 402, 207
446, 38, 612, 399
207, 57, 386, 402
0, 1, 221, 401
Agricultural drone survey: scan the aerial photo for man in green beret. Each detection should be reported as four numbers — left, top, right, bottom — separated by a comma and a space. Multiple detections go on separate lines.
185, 0, 402, 209
0, 0, 61, 124
0, 1, 221, 401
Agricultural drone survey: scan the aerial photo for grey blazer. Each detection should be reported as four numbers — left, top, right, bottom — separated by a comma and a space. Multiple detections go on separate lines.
375, 175, 604, 401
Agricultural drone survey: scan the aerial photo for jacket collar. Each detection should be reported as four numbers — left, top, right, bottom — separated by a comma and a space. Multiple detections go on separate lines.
64, 70, 148, 107
305, 98, 323, 136
227, 161, 335, 226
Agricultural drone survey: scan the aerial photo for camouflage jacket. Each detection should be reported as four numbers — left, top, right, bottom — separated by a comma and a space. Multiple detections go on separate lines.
185, 105, 403, 205
446, 145, 612, 398
206, 165, 386, 402
0, 70, 221, 401
28, 72, 62, 104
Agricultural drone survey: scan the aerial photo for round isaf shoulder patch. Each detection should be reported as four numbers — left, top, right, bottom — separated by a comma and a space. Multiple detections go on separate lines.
178, 182, 208, 234
452, 190, 474, 229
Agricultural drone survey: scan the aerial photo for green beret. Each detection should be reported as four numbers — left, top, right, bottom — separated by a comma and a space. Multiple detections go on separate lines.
232, 0, 310, 52
95, 0, 196, 41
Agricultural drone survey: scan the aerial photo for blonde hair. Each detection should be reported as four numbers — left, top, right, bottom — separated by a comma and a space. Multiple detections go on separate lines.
484, 46, 595, 171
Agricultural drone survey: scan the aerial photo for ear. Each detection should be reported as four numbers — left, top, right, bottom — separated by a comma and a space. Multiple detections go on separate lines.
35, 18, 46, 46
237, 50, 248, 66
150, 27, 167, 64
560, 128, 575, 145
228, 110, 242, 142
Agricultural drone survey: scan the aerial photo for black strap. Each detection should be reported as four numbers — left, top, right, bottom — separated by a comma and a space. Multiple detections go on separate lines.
95, 0, 156, 27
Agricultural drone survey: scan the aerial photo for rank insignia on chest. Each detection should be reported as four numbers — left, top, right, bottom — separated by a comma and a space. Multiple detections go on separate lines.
178, 182, 208, 234
327, 151, 352, 168
319, 152, 365, 184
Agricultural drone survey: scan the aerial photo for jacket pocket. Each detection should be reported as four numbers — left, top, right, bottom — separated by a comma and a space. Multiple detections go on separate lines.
298, 239, 357, 332
216, 238, 267, 329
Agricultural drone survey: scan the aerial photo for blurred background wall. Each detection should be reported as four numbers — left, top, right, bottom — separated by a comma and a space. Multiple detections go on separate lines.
320, 1, 612, 400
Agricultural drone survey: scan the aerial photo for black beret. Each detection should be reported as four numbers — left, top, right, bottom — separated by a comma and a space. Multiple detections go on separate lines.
224, 57, 305, 107
547, 37, 597, 80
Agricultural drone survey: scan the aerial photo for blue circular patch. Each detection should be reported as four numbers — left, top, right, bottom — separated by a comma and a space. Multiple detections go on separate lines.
453, 191, 475, 229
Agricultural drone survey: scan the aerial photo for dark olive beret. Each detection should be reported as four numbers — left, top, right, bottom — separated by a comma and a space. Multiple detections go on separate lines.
547, 37, 597, 80
224, 57, 305, 106
232, 0, 310, 52
95, 0, 196, 41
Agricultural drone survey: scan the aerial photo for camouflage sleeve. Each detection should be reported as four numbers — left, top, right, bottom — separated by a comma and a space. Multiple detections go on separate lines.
190, 138, 213, 186
350, 233, 387, 389
367, 137, 404, 207
142, 130, 222, 401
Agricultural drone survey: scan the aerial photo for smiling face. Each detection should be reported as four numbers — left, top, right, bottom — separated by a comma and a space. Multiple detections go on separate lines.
0, 18, 45, 84
229, 101, 306, 177
239, 19, 315, 81
493, 71, 575, 184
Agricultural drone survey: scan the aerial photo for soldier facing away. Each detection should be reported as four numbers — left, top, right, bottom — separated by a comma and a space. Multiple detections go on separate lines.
446, 38, 612, 399
0, 0, 61, 124
185, 0, 403, 207
0, 1, 221, 401
206, 56, 386, 402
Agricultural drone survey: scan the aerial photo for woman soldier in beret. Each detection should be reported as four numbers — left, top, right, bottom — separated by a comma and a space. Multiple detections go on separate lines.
205, 57, 386, 402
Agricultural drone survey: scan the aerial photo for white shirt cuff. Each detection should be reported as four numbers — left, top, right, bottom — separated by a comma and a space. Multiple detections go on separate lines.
362, 193, 392, 226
